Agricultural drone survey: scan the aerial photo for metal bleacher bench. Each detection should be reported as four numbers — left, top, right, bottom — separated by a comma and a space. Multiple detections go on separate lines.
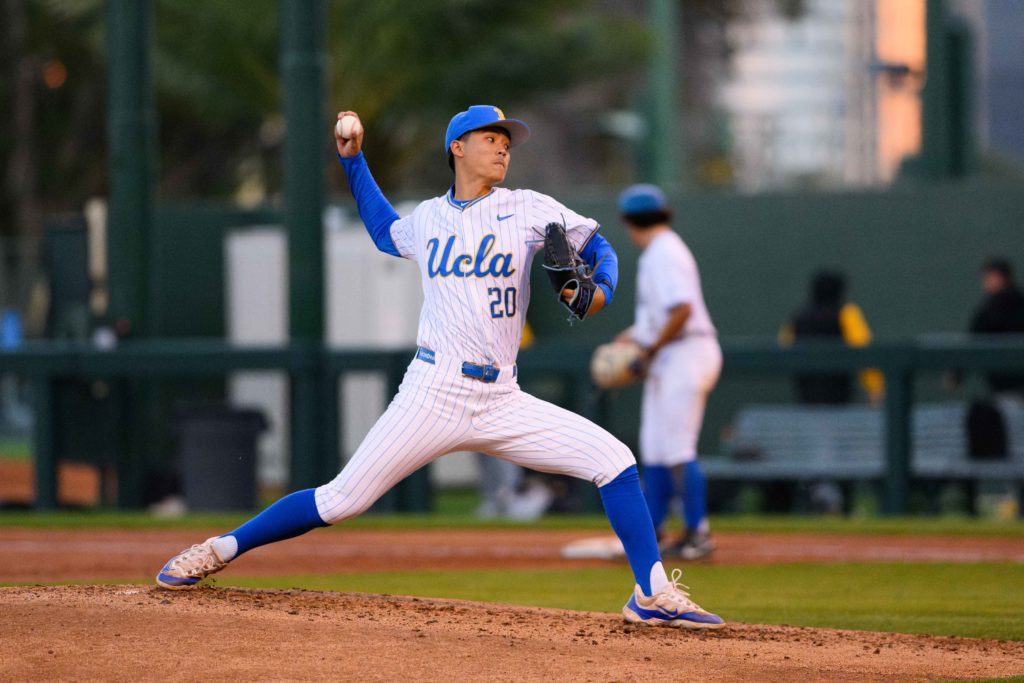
703, 400, 1024, 486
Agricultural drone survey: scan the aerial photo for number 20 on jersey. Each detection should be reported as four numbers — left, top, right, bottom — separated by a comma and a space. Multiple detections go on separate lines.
488, 287, 517, 318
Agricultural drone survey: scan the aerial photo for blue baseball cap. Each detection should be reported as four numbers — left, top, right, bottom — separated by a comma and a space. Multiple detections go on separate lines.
444, 105, 530, 157
618, 184, 669, 215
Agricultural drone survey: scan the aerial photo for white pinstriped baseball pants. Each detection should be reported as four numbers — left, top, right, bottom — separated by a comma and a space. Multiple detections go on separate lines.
314, 350, 635, 524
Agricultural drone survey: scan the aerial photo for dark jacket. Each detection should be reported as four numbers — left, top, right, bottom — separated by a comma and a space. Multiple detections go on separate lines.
970, 285, 1024, 393
791, 303, 851, 404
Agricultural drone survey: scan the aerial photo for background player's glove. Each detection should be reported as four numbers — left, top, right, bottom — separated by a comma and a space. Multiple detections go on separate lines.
542, 221, 598, 322
628, 348, 652, 378
590, 341, 644, 389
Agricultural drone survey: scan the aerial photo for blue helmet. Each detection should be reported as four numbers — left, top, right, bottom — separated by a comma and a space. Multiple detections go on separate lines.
618, 184, 669, 216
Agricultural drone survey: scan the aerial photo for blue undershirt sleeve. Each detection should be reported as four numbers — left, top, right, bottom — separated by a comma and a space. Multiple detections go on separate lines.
580, 232, 618, 306
337, 152, 401, 257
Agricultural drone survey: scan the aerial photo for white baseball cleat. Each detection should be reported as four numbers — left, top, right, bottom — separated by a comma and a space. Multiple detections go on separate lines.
155, 537, 228, 590
622, 568, 725, 629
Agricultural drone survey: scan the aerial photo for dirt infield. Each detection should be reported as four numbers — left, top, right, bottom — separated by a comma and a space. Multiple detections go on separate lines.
3, 585, 1022, 682
3, 529, 1023, 681
1, 527, 1022, 583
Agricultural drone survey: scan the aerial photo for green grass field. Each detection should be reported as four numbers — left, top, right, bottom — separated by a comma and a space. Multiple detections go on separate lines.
0, 439, 31, 460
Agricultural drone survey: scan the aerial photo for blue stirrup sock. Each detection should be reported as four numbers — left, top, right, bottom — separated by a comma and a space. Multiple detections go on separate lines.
599, 465, 664, 596
682, 461, 709, 533
213, 488, 329, 561
642, 465, 675, 530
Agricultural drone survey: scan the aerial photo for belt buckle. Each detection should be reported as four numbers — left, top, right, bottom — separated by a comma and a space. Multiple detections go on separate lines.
462, 361, 499, 383
461, 361, 481, 381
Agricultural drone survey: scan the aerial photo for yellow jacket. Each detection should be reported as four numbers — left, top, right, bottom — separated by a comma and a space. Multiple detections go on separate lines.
779, 302, 884, 401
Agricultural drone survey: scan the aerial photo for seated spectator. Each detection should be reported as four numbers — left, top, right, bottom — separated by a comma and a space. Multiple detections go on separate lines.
778, 270, 883, 513
970, 257, 1024, 397
958, 257, 1024, 460
779, 270, 884, 405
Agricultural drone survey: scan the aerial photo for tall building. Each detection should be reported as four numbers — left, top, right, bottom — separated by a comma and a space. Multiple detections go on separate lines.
721, 0, 926, 191
979, 0, 1024, 168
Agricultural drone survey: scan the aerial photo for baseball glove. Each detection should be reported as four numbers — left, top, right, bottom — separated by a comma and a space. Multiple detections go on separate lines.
542, 221, 598, 321
590, 341, 644, 389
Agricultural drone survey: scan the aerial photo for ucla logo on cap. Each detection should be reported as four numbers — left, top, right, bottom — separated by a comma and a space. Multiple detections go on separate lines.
492, 107, 505, 120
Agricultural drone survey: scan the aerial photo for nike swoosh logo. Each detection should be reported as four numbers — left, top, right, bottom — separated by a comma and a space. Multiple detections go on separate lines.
497, 213, 514, 221
633, 604, 683, 619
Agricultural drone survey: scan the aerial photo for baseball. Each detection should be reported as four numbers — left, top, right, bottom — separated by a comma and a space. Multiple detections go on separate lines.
336, 115, 361, 140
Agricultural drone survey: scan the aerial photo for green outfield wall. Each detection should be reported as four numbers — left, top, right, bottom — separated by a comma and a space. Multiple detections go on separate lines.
520, 180, 1024, 461
527, 179, 1024, 341
153, 181, 1024, 343
147, 183, 1024, 466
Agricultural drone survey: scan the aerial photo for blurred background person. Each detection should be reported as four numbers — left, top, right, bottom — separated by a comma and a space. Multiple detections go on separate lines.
958, 257, 1024, 461
778, 269, 884, 513
780, 269, 884, 405
970, 257, 1024, 397
614, 184, 721, 560
0, 309, 31, 433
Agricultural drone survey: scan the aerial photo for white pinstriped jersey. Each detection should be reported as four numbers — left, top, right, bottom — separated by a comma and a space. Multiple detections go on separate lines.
389, 187, 597, 367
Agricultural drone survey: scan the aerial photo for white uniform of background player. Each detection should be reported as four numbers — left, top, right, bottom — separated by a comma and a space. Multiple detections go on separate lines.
154, 106, 724, 629
616, 184, 721, 560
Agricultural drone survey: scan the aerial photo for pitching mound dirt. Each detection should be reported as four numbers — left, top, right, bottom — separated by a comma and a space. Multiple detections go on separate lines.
2, 585, 1021, 682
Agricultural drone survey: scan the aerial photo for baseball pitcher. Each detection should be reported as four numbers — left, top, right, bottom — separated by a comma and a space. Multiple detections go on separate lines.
155, 107, 723, 629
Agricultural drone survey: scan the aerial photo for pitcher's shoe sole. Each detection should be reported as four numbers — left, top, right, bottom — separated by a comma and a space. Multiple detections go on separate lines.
155, 568, 202, 590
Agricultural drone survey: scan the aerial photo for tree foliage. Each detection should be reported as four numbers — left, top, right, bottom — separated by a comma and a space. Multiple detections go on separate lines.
328, 0, 649, 186
0, 0, 649, 236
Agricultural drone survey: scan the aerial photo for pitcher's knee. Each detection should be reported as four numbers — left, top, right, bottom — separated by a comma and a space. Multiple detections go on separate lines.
593, 440, 636, 487
314, 480, 376, 525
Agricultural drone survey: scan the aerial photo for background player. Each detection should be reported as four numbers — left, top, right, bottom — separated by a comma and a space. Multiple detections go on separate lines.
614, 184, 721, 560
155, 106, 724, 629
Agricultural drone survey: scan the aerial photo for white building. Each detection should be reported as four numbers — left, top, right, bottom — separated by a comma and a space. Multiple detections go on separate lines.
721, 0, 909, 191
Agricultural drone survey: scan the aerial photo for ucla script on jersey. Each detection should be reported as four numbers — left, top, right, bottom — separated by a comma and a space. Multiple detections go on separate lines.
426, 234, 516, 279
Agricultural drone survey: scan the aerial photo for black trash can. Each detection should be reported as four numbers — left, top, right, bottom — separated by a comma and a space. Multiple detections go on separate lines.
175, 404, 267, 511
